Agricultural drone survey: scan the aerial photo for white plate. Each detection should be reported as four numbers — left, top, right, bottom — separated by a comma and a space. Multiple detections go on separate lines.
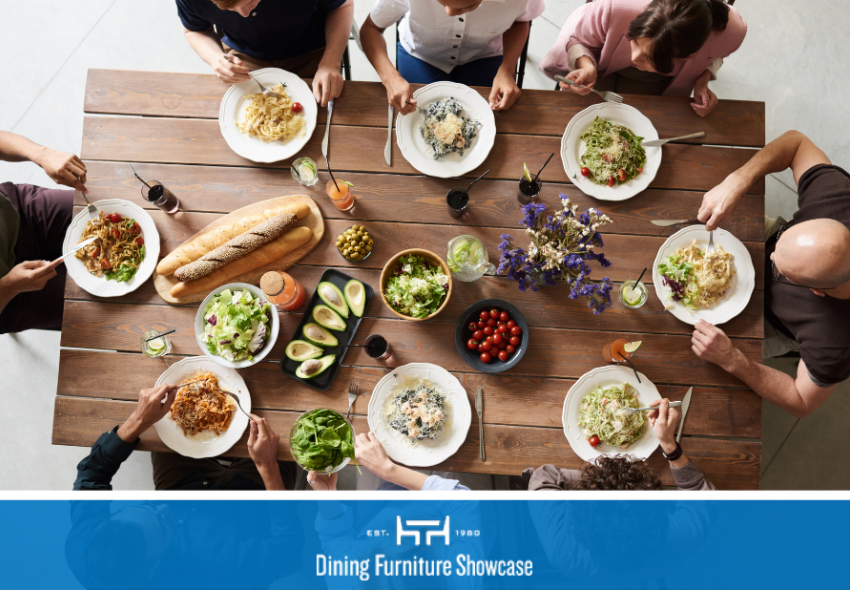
195, 283, 280, 369
652, 225, 755, 326
562, 365, 661, 462
219, 68, 317, 163
62, 199, 160, 298
561, 103, 661, 201
153, 357, 251, 459
396, 82, 496, 179
367, 363, 472, 468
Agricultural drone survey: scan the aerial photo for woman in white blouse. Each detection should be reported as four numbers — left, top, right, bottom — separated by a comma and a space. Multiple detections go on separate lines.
360, 0, 544, 114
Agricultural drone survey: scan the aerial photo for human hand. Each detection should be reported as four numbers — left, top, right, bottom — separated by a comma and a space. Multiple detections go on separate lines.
648, 398, 680, 453
307, 470, 338, 491
312, 62, 344, 107
34, 148, 88, 193
697, 172, 747, 231
0, 260, 56, 295
692, 319, 743, 372
559, 64, 597, 96
691, 82, 718, 118
117, 384, 179, 442
212, 53, 251, 84
247, 413, 281, 472
384, 73, 417, 115
489, 67, 521, 111
354, 432, 394, 478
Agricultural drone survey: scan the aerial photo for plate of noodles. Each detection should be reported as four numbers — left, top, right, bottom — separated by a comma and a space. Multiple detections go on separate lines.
366, 363, 471, 467
652, 225, 755, 326
219, 67, 317, 163
154, 357, 251, 459
62, 199, 159, 297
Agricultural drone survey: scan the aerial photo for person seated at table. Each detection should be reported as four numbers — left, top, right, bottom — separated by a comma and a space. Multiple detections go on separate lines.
693, 130, 850, 418
0, 131, 88, 334
176, 0, 354, 106
539, 0, 746, 117
73, 384, 295, 490
523, 399, 715, 490
306, 431, 471, 491
360, 0, 545, 115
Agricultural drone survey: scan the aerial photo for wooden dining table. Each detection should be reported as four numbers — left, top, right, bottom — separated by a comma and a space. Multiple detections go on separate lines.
53, 69, 766, 489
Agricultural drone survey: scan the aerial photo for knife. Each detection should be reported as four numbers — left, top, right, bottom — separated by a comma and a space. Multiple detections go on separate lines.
651, 219, 699, 227
676, 387, 693, 443
642, 132, 705, 148
385, 104, 393, 166
38, 236, 98, 276
321, 99, 334, 162
475, 386, 485, 461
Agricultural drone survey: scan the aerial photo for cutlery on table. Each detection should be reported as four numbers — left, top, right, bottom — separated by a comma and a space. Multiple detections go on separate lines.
642, 132, 705, 148
555, 75, 623, 104
621, 401, 682, 418
224, 390, 251, 419
39, 236, 97, 276
322, 99, 334, 165
651, 219, 700, 227
346, 380, 360, 420
385, 104, 393, 166
221, 55, 282, 99
706, 230, 717, 255
80, 190, 99, 219
475, 386, 485, 461
676, 387, 693, 443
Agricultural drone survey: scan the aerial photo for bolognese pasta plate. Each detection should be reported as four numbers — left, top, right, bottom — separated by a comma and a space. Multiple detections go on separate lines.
219, 67, 317, 163
154, 357, 251, 458
652, 225, 755, 326
62, 199, 159, 297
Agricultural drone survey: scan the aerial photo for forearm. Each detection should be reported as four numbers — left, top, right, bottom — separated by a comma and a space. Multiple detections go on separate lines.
257, 464, 285, 490
0, 277, 20, 315
183, 27, 226, 67
320, 0, 354, 68
361, 17, 400, 83
383, 464, 429, 490
729, 130, 807, 192
73, 428, 137, 490
658, 439, 691, 470
498, 21, 529, 74
695, 69, 712, 89
723, 348, 814, 417
0, 131, 47, 164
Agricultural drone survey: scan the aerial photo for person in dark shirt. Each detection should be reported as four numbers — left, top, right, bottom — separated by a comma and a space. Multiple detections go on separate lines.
74, 383, 294, 491
177, 0, 354, 106
0, 131, 89, 333
693, 130, 850, 418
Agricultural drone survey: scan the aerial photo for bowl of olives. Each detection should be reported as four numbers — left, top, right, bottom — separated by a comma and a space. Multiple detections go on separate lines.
336, 225, 374, 262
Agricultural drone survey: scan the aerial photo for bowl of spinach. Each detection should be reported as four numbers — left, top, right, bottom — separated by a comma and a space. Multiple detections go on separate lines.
289, 408, 358, 474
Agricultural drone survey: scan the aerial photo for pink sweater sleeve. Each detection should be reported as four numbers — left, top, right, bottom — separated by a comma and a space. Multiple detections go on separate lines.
538, 0, 615, 79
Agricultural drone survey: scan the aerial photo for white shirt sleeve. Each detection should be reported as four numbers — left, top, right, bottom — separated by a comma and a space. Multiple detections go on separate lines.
706, 57, 723, 81
518, 0, 546, 21
370, 0, 410, 30
567, 43, 597, 71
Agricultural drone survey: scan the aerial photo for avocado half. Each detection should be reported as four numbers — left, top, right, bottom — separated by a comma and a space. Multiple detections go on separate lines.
285, 340, 323, 362
317, 281, 349, 318
302, 323, 339, 347
295, 355, 336, 379
313, 304, 346, 332
343, 279, 366, 318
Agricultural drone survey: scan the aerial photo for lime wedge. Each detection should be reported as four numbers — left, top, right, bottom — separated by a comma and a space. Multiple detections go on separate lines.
298, 164, 315, 179
523, 162, 532, 183
339, 180, 354, 188
147, 337, 166, 352
624, 341, 642, 354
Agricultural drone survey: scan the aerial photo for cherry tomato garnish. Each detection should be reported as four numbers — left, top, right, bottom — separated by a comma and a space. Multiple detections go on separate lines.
100, 258, 112, 270
477, 320, 486, 329
507, 319, 516, 329
468, 322, 478, 332
111, 228, 120, 238
480, 311, 490, 321
481, 341, 493, 352
490, 309, 500, 319
483, 326, 493, 336
602, 154, 612, 163
480, 352, 491, 364
499, 311, 509, 322
580, 166, 591, 177
506, 344, 516, 354
509, 336, 520, 346
497, 324, 508, 334
135, 237, 144, 246
107, 213, 122, 223
130, 222, 141, 235
498, 350, 509, 362
588, 435, 600, 448
291, 102, 303, 113
607, 177, 615, 187
510, 326, 522, 336
637, 166, 643, 174
493, 333, 503, 345
486, 318, 496, 327
89, 247, 100, 258
473, 330, 484, 341
467, 339, 478, 350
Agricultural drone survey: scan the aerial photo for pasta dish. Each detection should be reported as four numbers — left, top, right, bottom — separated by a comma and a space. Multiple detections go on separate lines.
237, 83, 306, 143
578, 383, 645, 449
658, 240, 735, 310
385, 377, 448, 443
419, 98, 480, 160
169, 373, 235, 437
579, 117, 646, 187
74, 211, 145, 282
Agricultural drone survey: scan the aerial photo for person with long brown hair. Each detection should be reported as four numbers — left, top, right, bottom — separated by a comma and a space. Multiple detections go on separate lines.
539, 0, 746, 116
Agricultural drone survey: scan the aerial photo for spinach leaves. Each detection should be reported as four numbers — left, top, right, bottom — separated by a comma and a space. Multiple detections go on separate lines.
291, 409, 358, 473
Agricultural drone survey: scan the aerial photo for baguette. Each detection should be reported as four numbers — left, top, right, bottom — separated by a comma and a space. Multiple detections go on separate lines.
156, 202, 310, 276
174, 212, 298, 282
169, 226, 313, 298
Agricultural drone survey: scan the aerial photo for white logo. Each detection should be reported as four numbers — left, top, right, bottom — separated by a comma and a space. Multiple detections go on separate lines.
396, 516, 450, 546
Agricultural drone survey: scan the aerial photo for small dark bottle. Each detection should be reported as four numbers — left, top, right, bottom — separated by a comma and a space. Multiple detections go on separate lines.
143, 180, 180, 214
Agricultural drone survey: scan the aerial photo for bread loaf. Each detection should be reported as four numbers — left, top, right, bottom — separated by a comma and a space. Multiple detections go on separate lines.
156, 202, 310, 276
169, 226, 313, 298
174, 212, 297, 282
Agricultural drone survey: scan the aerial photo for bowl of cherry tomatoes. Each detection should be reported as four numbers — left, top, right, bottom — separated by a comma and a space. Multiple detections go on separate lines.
454, 299, 528, 373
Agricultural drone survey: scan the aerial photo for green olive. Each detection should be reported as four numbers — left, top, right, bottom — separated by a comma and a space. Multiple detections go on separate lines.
351, 253, 362, 261
365, 244, 372, 253
355, 231, 363, 238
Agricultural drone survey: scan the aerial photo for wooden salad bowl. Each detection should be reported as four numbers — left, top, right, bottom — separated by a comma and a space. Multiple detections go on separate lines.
380, 248, 453, 321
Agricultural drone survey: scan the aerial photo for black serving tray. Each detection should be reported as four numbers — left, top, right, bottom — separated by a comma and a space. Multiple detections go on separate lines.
280, 268, 374, 391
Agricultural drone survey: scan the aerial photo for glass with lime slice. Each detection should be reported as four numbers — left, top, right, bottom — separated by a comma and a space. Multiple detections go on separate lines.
619, 280, 648, 309
140, 330, 172, 358
291, 157, 319, 186
518, 162, 542, 205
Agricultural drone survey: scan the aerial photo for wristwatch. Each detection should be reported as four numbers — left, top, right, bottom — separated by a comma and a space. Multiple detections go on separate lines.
662, 442, 683, 462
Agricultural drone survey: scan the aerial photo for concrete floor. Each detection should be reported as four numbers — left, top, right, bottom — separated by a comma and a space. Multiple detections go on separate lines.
2, 0, 849, 490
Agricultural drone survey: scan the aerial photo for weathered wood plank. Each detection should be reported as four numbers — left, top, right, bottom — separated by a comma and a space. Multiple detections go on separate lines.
56, 349, 762, 438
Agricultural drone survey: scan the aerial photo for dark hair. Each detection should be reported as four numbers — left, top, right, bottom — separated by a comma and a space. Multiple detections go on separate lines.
627, 0, 730, 74
571, 455, 663, 490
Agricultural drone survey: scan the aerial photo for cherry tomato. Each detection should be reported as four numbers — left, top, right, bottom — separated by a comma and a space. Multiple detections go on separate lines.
509, 336, 520, 347
468, 322, 478, 332
588, 435, 600, 448
480, 311, 490, 321
510, 326, 522, 336
485, 335, 493, 343
89, 247, 100, 258
486, 318, 496, 327
111, 228, 120, 238
472, 330, 483, 341
496, 320, 505, 327
130, 223, 141, 235
507, 319, 516, 329
481, 341, 493, 352
602, 154, 612, 163
497, 324, 508, 334
477, 344, 484, 353
607, 177, 615, 187
480, 352, 492, 364
291, 102, 303, 113
477, 320, 486, 329
100, 258, 112, 270
499, 311, 510, 322
493, 333, 503, 345
467, 339, 478, 350
617, 168, 627, 182
107, 213, 122, 223
482, 326, 493, 337
135, 237, 144, 246
498, 350, 509, 362
580, 166, 591, 177
506, 344, 516, 354
498, 341, 508, 350
637, 166, 643, 174
490, 309, 500, 319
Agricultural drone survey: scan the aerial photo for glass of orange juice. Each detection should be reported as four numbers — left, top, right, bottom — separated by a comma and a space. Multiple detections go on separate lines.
261, 271, 306, 312
326, 179, 355, 212
602, 339, 641, 363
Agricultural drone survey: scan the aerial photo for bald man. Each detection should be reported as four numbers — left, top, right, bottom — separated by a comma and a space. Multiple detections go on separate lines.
690, 130, 850, 417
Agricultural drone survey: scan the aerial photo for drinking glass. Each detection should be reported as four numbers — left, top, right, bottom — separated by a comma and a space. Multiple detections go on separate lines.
140, 330, 172, 358
291, 157, 319, 186
142, 181, 180, 214
447, 235, 496, 282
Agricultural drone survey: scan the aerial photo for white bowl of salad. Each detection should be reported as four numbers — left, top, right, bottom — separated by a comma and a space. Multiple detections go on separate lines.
195, 283, 279, 369
380, 249, 452, 321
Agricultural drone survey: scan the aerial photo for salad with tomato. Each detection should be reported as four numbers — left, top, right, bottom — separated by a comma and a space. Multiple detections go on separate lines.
579, 117, 646, 187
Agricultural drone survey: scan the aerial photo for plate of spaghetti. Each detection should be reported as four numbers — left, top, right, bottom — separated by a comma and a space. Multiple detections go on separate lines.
154, 357, 251, 458
652, 225, 755, 326
62, 199, 159, 297
219, 67, 317, 163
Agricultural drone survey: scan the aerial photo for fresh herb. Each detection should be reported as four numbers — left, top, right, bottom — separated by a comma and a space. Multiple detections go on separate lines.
290, 409, 359, 473
104, 245, 145, 283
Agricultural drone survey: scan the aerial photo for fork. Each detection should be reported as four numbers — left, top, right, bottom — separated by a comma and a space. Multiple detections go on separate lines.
706, 230, 716, 255
221, 55, 282, 99
346, 380, 360, 420
80, 190, 98, 219
621, 401, 682, 417
555, 75, 623, 104
223, 389, 251, 419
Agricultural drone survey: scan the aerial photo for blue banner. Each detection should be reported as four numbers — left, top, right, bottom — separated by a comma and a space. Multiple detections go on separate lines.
0, 499, 845, 590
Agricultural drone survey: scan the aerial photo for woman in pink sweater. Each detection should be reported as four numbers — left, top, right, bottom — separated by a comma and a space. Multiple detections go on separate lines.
539, 0, 746, 116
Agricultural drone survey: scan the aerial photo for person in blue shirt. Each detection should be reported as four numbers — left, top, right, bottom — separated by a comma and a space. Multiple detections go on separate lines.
177, 0, 354, 106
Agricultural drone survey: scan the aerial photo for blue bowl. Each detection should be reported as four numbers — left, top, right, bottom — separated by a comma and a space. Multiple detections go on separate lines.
454, 299, 529, 373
